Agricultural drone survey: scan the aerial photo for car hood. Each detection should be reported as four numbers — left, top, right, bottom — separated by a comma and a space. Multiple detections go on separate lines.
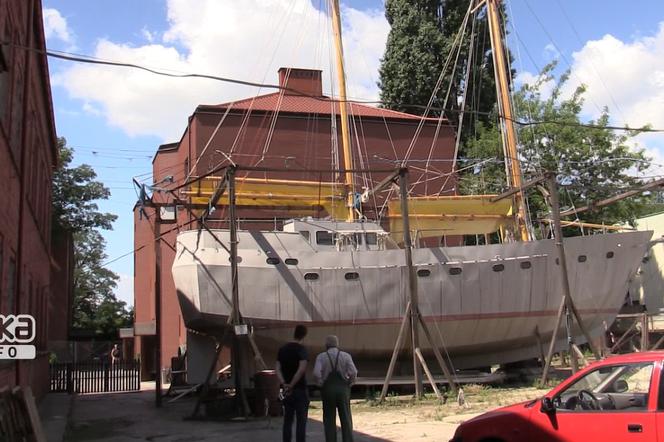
463, 400, 535, 425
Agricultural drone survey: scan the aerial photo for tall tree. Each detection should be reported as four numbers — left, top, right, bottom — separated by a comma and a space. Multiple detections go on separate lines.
378, 0, 502, 129
461, 64, 651, 231
52, 138, 131, 336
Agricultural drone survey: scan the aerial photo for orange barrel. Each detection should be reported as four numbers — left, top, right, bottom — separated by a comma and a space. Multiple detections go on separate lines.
254, 370, 282, 417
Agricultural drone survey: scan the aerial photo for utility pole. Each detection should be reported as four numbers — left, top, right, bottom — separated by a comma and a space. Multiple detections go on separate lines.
154, 210, 162, 407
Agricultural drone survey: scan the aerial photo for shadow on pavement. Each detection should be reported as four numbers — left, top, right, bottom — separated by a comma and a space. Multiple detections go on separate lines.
65, 389, 392, 441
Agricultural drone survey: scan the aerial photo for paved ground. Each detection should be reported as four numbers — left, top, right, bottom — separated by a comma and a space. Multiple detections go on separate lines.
61, 383, 548, 442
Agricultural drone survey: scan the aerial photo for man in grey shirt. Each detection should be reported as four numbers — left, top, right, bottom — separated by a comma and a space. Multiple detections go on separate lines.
313, 335, 357, 442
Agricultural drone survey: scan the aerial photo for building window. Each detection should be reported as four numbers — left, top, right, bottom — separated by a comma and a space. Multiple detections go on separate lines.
316, 231, 336, 246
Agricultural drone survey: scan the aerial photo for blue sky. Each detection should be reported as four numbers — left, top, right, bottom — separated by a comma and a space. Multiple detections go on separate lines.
41, 0, 664, 305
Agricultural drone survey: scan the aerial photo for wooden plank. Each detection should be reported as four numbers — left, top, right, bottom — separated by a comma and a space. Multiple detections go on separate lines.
15, 387, 46, 442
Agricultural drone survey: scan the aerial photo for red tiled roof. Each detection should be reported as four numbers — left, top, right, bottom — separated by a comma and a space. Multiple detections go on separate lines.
197, 92, 444, 122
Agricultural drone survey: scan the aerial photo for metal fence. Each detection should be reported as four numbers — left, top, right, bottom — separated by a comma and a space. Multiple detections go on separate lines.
49, 360, 141, 394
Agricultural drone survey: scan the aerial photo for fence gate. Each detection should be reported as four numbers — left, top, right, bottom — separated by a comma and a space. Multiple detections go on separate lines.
49, 360, 141, 394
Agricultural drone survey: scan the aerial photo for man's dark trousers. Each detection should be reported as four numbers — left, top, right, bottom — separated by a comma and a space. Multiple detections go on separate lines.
283, 388, 309, 442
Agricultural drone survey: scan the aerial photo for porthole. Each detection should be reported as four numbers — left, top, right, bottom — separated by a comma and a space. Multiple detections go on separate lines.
304, 273, 319, 281
492, 264, 505, 272
578, 255, 587, 263
266, 257, 280, 265
285, 258, 299, 266
449, 267, 462, 276
417, 269, 431, 277
520, 261, 532, 270
606, 251, 614, 259
345, 272, 359, 281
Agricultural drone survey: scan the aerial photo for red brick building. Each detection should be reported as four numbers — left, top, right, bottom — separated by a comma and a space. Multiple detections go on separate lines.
133, 68, 457, 378
0, 0, 64, 398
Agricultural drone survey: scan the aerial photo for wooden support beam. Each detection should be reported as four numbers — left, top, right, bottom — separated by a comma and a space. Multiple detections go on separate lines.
415, 349, 443, 401
610, 320, 638, 353
398, 168, 423, 398
418, 315, 458, 396
489, 175, 547, 202
560, 177, 664, 217
379, 303, 411, 402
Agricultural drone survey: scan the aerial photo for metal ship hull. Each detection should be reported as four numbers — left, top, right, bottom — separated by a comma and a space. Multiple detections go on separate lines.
173, 228, 652, 369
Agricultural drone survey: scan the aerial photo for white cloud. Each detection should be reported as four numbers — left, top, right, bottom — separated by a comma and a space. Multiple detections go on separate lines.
141, 27, 155, 43
114, 273, 134, 307
543, 43, 560, 61
564, 24, 664, 130
42, 8, 74, 47
55, 0, 389, 141
563, 23, 664, 170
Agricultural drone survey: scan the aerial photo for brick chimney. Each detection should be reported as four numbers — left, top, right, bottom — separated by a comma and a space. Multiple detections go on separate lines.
278, 67, 323, 97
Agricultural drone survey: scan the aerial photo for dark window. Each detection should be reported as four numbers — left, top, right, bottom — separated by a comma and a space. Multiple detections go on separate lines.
520, 261, 532, 270
316, 231, 336, 246
266, 257, 280, 265
304, 273, 319, 281
417, 269, 431, 277
492, 264, 505, 272
285, 258, 298, 266
578, 255, 587, 263
345, 272, 359, 281
365, 233, 378, 245
449, 267, 462, 275
300, 231, 310, 242
606, 251, 614, 259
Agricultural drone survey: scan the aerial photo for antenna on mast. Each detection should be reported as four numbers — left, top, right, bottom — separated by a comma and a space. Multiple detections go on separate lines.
330, 0, 356, 222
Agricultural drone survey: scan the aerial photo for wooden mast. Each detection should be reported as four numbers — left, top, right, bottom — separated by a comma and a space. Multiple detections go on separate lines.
486, 0, 529, 241
330, 0, 356, 222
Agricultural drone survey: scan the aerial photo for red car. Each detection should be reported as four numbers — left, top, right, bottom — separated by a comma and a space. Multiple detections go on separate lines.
451, 351, 664, 442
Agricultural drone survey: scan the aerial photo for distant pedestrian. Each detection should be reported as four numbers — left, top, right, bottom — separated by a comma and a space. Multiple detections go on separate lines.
276, 325, 309, 442
110, 344, 120, 365
313, 335, 357, 442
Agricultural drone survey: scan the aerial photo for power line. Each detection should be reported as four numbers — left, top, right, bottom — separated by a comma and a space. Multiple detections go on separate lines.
6, 41, 663, 134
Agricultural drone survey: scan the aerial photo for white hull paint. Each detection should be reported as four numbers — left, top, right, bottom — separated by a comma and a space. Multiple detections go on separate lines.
172, 228, 652, 369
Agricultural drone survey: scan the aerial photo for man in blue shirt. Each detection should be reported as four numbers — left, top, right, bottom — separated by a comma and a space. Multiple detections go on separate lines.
276, 325, 309, 442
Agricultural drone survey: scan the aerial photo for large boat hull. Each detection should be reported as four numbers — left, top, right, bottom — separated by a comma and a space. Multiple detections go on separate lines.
173, 229, 652, 369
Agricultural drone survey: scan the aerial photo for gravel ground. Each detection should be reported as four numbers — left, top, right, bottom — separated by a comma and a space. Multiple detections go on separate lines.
64, 383, 549, 442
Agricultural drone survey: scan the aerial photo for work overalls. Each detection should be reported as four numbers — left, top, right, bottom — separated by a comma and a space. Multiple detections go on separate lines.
321, 350, 353, 442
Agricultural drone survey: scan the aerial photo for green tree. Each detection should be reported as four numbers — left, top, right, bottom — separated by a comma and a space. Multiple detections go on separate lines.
461, 64, 651, 231
378, 0, 502, 129
52, 138, 131, 336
